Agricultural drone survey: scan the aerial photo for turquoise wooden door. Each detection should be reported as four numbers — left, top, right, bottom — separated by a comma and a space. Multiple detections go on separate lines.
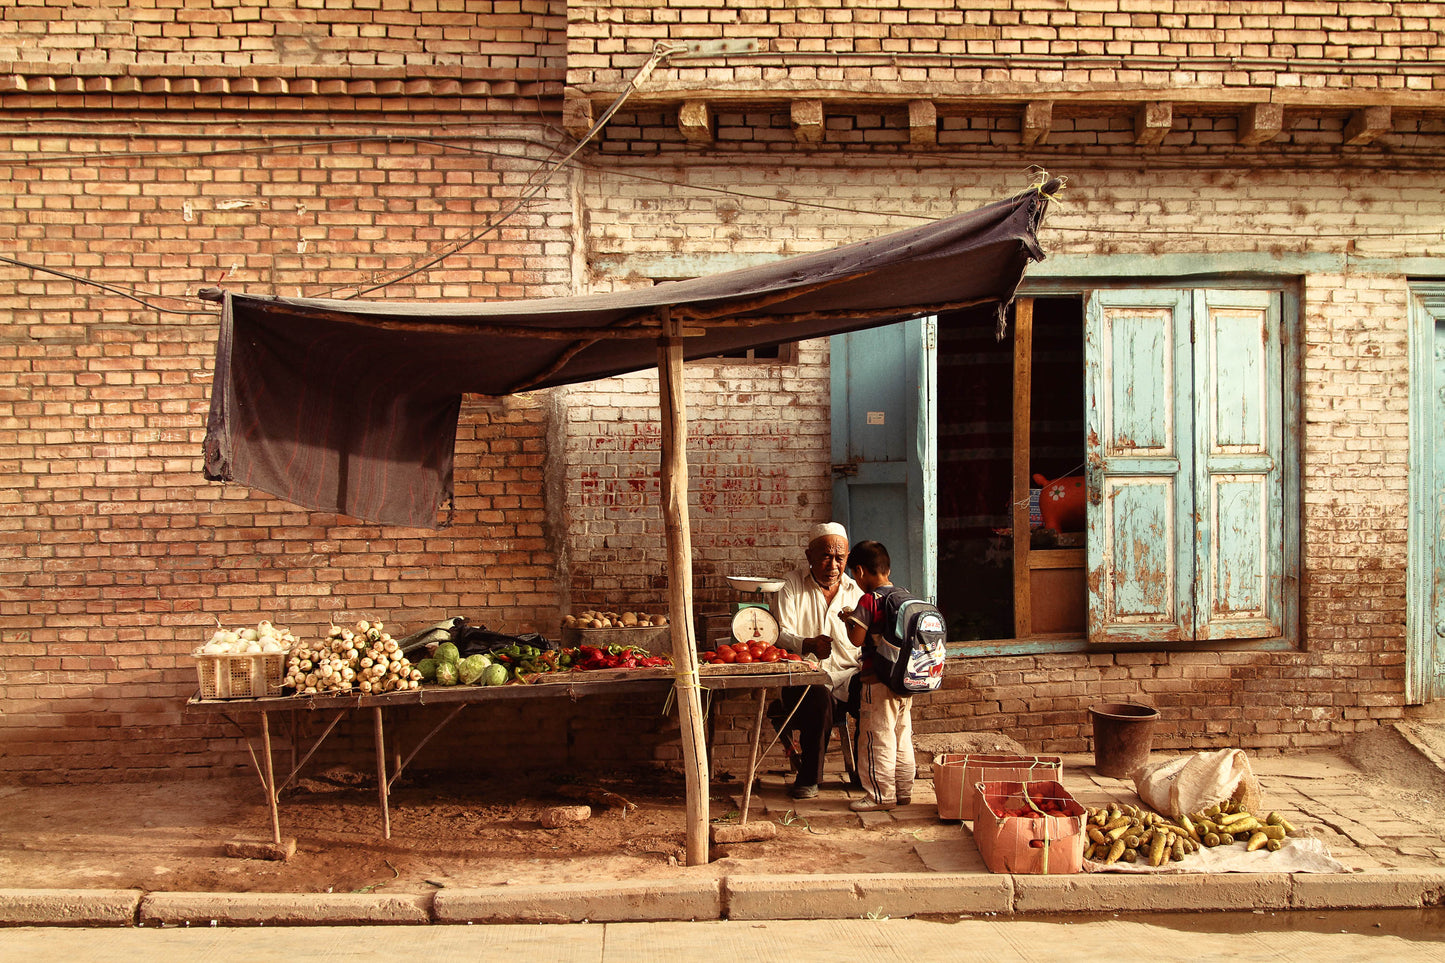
1084, 290, 1195, 643
830, 318, 937, 599
1192, 290, 1284, 640
1408, 284, 1445, 703
1085, 288, 1285, 645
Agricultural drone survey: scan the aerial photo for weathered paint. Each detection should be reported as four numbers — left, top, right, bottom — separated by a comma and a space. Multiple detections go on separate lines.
1085, 290, 1194, 643
830, 318, 937, 599
1193, 290, 1284, 640
1407, 283, 1445, 703
1085, 288, 1285, 645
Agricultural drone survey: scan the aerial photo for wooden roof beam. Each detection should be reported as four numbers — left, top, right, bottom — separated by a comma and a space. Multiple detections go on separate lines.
1021, 101, 1053, 147
1344, 105, 1391, 146
1239, 102, 1284, 145
678, 99, 713, 145
791, 99, 824, 144
563, 88, 594, 139
909, 99, 937, 148
1135, 102, 1172, 146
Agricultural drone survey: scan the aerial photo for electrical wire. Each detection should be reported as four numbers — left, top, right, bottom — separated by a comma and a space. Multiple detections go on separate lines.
326, 41, 683, 300
0, 253, 215, 315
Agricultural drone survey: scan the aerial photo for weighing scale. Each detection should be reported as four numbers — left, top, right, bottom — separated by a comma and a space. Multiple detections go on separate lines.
725, 576, 785, 647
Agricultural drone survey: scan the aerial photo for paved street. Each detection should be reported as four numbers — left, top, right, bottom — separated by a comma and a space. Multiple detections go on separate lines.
1, 914, 1442, 962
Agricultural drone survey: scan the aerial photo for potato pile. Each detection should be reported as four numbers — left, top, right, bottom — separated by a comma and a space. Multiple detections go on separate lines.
284, 620, 422, 695
1084, 800, 1300, 866
562, 609, 668, 629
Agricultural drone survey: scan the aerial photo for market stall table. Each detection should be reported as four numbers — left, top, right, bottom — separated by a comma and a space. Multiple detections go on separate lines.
184, 662, 828, 848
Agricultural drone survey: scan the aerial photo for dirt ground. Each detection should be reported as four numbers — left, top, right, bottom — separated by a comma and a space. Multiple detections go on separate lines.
4, 726, 1444, 895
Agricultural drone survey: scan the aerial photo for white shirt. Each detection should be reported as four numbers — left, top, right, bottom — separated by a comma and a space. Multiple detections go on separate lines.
775, 563, 864, 699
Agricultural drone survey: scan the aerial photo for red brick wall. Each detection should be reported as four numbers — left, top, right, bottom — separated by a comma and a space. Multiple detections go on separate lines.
0, 113, 587, 782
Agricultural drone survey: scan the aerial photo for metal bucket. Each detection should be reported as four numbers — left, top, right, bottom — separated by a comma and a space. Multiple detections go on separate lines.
1089, 702, 1160, 777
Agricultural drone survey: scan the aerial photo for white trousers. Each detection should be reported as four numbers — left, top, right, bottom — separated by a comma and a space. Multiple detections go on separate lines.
858, 680, 915, 804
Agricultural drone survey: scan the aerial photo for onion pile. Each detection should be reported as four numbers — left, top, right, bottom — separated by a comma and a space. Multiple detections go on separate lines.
284, 620, 422, 695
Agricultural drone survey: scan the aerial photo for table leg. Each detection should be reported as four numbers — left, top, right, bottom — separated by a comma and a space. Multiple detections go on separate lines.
260, 710, 281, 848
373, 706, 390, 840
739, 688, 769, 825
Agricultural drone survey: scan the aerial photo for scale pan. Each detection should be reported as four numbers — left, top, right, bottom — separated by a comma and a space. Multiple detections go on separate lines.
726, 576, 785, 594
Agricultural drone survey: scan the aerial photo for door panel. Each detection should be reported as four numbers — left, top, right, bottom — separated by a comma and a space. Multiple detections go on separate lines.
831, 318, 937, 598
1085, 290, 1194, 643
1193, 290, 1283, 640
1410, 285, 1445, 703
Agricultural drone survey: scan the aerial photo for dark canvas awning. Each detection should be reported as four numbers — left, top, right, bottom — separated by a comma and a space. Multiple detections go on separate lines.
203, 188, 1050, 528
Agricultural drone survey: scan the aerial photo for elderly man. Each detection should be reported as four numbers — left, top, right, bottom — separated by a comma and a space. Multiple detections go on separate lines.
772, 521, 865, 799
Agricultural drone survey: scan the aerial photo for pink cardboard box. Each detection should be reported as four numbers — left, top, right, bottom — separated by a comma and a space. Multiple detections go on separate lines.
972, 780, 1087, 875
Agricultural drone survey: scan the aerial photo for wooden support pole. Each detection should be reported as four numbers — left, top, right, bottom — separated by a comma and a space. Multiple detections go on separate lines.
658, 307, 710, 867
260, 710, 281, 847
373, 706, 391, 840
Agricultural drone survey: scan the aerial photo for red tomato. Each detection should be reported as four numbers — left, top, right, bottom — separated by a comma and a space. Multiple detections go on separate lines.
735, 651, 753, 664
716, 643, 734, 659
749, 642, 767, 659
761, 648, 781, 663
702, 652, 720, 663
719, 647, 736, 663
786, 652, 802, 661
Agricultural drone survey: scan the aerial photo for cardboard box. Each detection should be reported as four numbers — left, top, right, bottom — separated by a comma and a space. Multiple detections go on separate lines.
972, 780, 1086, 875
933, 753, 1063, 821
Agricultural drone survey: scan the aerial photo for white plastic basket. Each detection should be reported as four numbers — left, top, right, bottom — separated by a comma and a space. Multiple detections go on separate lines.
193, 649, 290, 700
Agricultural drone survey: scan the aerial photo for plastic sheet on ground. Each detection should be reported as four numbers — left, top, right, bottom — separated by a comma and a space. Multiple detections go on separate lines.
1084, 836, 1346, 874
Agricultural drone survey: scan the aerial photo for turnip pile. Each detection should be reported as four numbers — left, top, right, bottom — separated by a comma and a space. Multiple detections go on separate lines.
283, 620, 422, 695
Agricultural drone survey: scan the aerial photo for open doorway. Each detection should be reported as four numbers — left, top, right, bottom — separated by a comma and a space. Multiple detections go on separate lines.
935, 297, 1086, 642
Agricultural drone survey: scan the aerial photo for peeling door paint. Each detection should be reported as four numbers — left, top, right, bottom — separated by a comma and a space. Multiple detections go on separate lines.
1408, 284, 1445, 703
1085, 290, 1194, 643
1085, 288, 1284, 645
1193, 291, 1283, 640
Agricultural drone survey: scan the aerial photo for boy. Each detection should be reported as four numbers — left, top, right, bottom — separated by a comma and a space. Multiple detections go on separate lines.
840, 540, 915, 812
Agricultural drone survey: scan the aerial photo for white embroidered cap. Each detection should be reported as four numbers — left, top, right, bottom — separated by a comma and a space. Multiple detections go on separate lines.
806, 521, 848, 546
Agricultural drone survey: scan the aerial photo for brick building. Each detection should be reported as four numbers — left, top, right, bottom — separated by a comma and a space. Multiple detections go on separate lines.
2, 1, 1443, 784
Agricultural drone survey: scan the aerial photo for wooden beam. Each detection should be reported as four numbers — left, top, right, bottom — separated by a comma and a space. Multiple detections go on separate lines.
1012, 297, 1034, 640
1238, 102, 1284, 145
791, 99, 824, 144
908, 99, 937, 148
1021, 101, 1053, 147
562, 88, 594, 139
1343, 105, 1391, 146
657, 308, 710, 868
678, 99, 713, 145
1134, 102, 1172, 145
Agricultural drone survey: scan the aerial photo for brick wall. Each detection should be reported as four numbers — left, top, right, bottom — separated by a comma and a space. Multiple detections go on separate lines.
3, 0, 1443, 785
0, 0, 567, 70
572, 161, 1436, 775
0, 118, 584, 782
567, 0, 1444, 95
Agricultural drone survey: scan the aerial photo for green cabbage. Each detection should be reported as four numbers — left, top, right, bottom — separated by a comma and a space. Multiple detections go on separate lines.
481, 663, 509, 687
434, 641, 460, 665
415, 658, 439, 682
434, 661, 460, 686
458, 654, 492, 685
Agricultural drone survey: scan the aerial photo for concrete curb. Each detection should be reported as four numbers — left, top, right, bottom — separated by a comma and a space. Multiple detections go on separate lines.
138, 892, 430, 926
435, 879, 722, 923
3, 870, 1444, 927
0, 889, 143, 927
726, 873, 1012, 920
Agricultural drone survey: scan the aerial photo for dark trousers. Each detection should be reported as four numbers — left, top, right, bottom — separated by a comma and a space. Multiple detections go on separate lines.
775, 677, 861, 787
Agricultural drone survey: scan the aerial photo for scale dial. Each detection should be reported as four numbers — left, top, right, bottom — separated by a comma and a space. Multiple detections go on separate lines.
730, 605, 780, 647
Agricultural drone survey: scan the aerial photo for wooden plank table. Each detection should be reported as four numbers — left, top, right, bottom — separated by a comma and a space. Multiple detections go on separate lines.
184, 662, 827, 845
